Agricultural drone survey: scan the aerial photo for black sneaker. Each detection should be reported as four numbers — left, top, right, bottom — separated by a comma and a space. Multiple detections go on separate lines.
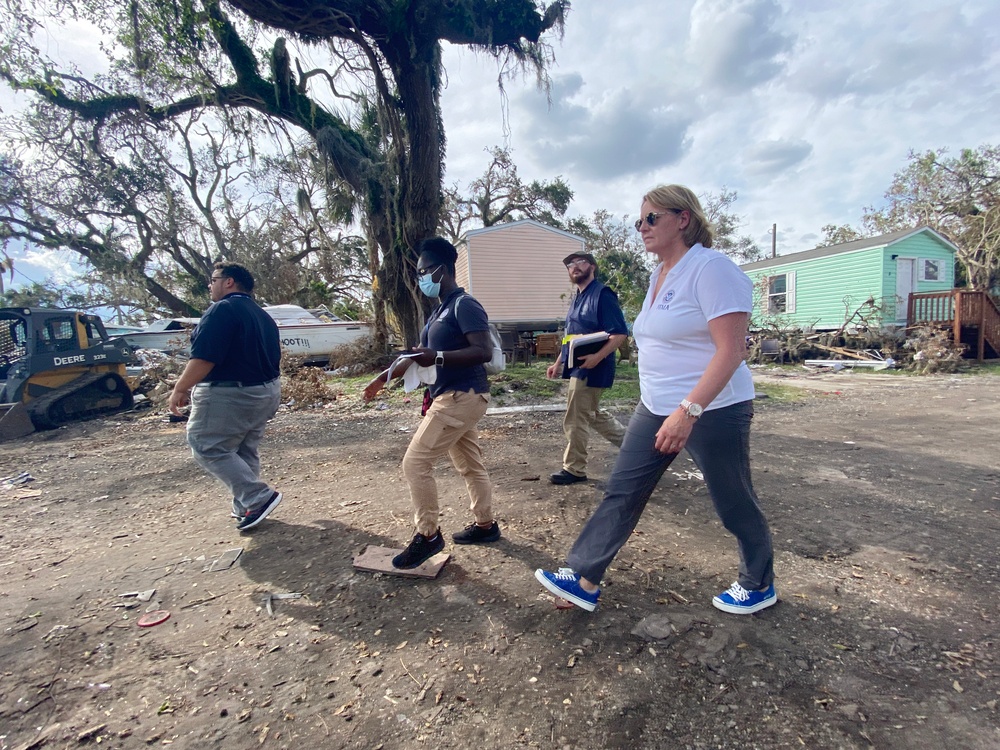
452, 521, 501, 545
237, 491, 283, 531
550, 469, 587, 485
392, 530, 445, 569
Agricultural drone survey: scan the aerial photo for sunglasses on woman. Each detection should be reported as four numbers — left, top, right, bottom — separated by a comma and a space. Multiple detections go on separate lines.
634, 209, 681, 232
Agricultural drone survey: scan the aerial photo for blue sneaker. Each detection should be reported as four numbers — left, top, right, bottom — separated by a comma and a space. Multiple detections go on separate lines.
712, 582, 777, 614
237, 491, 283, 531
535, 568, 600, 612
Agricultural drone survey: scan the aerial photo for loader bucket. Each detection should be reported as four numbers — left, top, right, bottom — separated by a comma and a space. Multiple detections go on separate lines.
0, 401, 36, 442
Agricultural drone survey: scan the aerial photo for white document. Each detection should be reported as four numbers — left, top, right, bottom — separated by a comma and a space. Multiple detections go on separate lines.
387, 353, 437, 394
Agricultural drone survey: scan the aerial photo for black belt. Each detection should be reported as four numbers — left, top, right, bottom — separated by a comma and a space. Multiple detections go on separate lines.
203, 378, 278, 388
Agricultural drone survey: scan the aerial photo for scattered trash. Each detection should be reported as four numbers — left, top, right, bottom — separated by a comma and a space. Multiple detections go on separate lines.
42, 624, 71, 642
670, 470, 704, 481
353, 545, 450, 579
137, 610, 171, 627
204, 547, 243, 572
263, 592, 303, 617
0, 472, 40, 499
486, 404, 566, 415
77, 724, 108, 742
1, 471, 35, 486
120, 589, 156, 602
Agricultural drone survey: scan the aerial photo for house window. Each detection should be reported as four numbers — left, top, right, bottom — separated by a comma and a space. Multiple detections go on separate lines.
918, 258, 941, 282
766, 271, 796, 314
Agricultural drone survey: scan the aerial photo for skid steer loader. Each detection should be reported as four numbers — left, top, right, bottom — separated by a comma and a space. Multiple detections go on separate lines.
0, 307, 136, 441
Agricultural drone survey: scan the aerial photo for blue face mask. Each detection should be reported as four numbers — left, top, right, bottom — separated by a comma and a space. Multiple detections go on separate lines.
418, 266, 442, 297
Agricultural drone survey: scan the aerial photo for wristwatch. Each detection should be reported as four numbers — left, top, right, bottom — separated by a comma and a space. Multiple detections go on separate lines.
679, 399, 704, 419
435, 351, 445, 366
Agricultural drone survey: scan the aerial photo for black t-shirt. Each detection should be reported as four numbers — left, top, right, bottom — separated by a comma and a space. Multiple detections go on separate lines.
190, 293, 281, 383
421, 288, 489, 398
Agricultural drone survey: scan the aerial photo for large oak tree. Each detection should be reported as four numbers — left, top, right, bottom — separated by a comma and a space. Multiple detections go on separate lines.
862, 146, 1000, 292
1, 0, 569, 345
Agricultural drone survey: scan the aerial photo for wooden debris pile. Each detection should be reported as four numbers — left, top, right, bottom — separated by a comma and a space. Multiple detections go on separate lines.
903, 324, 968, 374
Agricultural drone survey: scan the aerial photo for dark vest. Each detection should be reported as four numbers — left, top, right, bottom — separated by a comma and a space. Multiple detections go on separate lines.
561, 280, 617, 388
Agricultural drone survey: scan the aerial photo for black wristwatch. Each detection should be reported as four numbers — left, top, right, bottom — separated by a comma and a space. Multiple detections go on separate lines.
435, 351, 445, 366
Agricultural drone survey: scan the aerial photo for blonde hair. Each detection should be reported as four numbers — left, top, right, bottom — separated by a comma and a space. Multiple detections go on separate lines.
643, 185, 714, 248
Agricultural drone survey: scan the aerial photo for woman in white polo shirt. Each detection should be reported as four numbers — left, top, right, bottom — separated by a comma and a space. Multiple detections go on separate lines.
536, 184, 776, 615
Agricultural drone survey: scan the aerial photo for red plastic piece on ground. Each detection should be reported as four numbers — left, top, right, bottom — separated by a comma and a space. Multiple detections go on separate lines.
137, 610, 171, 627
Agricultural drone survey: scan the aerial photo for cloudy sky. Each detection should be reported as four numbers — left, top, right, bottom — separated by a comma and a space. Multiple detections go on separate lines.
440, 0, 1000, 255
3, 0, 998, 292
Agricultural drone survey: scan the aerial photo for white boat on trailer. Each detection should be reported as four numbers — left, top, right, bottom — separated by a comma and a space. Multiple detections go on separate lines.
118, 317, 200, 354
120, 305, 370, 364
264, 305, 371, 363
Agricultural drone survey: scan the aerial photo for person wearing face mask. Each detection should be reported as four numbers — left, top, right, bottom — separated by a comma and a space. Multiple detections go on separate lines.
546, 251, 629, 485
363, 237, 499, 569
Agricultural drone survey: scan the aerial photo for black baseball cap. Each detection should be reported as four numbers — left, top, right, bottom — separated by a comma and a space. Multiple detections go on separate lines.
563, 251, 597, 266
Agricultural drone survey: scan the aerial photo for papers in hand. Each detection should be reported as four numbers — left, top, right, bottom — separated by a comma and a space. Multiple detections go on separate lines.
387, 353, 437, 393
567, 331, 610, 368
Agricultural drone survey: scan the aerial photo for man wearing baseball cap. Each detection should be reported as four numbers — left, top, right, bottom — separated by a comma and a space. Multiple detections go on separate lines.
546, 251, 628, 484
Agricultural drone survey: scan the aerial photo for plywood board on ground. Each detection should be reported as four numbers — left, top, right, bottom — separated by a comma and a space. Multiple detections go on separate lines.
352, 545, 450, 579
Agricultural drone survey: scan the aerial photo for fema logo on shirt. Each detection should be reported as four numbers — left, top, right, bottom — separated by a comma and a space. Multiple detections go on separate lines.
658, 289, 675, 310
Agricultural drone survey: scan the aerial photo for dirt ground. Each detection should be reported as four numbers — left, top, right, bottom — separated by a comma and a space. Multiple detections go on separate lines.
1, 368, 998, 750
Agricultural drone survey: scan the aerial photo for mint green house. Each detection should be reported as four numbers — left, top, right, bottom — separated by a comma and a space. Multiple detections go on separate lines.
740, 227, 959, 330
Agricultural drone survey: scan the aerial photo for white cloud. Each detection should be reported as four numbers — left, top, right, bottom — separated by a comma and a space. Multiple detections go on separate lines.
2, 243, 82, 288
689, 0, 794, 92
743, 138, 813, 176
515, 78, 697, 180
440, 0, 1000, 256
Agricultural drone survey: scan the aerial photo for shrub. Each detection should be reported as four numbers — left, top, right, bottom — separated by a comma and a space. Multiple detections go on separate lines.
281, 364, 341, 409
326, 334, 393, 375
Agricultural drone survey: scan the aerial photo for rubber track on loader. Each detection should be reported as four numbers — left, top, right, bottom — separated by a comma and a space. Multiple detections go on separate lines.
27, 371, 134, 430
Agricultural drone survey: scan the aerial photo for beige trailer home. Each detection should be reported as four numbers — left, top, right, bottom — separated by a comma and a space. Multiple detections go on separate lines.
456, 219, 582, 330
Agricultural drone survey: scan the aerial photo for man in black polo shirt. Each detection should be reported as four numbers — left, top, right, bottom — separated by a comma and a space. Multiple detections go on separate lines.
169, 262, 283, 531
363, 237, 498, 569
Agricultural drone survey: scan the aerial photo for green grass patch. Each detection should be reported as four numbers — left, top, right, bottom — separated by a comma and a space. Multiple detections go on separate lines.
605, 368, 640, 402
488, 362, 562, 405
753, 382, 811, 403
968, 360, 1000, 375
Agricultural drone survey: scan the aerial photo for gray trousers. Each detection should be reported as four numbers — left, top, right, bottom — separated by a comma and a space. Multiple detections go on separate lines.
566, 400, 774, 591
187, 379, 281, 515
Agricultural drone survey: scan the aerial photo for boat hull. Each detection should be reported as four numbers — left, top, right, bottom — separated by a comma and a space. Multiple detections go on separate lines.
122, 322, 370, 364
276, 322, 370, 363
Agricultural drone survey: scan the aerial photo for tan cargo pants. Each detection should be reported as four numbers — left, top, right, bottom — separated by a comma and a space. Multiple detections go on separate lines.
402, 389, 492, 536
562, 376, 625, 477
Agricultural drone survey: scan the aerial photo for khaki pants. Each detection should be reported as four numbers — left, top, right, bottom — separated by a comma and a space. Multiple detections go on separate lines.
562, 377, 625, 476
402, 389, 492, 536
